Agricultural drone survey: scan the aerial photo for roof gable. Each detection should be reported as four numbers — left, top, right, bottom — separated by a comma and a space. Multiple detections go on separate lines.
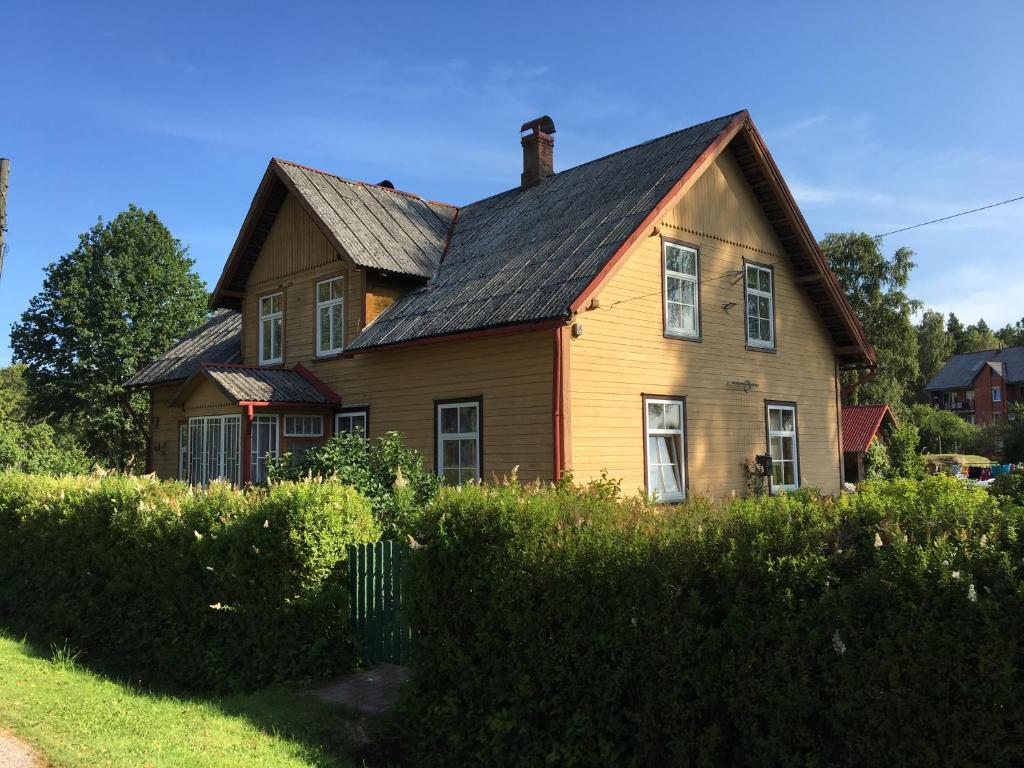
842, 404, 897, 455
210, 160, 456, 310
169, 364, 339, 407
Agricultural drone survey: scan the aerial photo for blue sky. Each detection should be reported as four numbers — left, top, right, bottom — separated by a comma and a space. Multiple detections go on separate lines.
3, 1, 1022, 364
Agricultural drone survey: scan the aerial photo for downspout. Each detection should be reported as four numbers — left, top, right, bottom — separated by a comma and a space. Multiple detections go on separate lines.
552, 326, 563, 481
242, 404, 254, 485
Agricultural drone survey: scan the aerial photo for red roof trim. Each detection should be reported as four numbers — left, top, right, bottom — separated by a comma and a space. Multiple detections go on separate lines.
569, 112, 748, 313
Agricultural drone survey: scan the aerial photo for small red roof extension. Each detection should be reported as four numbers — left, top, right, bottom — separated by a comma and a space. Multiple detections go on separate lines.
842, 404, 896, 455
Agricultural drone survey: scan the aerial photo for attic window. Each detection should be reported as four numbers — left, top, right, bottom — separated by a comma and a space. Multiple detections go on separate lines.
745, 263, 775, 349
663, 242, 699, 339
259, 293, 283, 365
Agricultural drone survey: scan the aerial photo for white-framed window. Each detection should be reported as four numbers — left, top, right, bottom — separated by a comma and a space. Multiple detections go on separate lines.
766, 403, 799, 493
993, 386, 1002, 402
284, 414, 323, 437
745, 263, 774, 348
250, 414, 279, 484
663, 242, 699, 338
188, 415, 241, 486
644, 397, 686, 503
178, 423, 189, 481
259, 293, 283, 365
966, 389, 976, 405
437, 400, 480, 484
316, 277, 345, 356
335, 410, 368, 438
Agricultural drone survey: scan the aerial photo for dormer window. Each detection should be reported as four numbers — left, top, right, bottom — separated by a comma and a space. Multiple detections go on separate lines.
259, 293, 283, 365
316, 277, 345, 356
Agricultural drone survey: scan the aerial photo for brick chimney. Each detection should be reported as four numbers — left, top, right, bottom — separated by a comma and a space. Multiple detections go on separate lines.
520, 116, 556, 187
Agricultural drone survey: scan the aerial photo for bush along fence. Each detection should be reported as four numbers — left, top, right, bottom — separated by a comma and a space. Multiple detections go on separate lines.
0, 473, 380, 693
391, 475, 1024, 768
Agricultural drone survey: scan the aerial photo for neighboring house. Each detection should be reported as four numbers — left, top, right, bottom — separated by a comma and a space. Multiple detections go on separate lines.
841, 404, 897, 483
126, 110, 875, 499
925, 347, 1024, 425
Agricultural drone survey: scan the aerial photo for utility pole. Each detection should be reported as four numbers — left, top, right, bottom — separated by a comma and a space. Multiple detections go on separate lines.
0, 157, 9, 282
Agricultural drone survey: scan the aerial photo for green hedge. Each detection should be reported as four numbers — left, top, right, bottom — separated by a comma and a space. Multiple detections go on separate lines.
393, 476, 1024, 767
0, 473, 380, 692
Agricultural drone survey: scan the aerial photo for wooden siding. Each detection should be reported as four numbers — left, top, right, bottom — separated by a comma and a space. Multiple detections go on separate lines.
149, 384, 183, 479
231, 191, 553, 482
568, 150, 842, 498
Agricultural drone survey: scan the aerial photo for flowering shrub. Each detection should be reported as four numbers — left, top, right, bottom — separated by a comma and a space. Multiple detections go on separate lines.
390, 475, 1024, 767
0, 472, 379, 692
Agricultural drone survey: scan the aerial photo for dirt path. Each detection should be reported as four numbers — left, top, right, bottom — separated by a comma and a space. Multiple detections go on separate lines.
0, 729, 42, 767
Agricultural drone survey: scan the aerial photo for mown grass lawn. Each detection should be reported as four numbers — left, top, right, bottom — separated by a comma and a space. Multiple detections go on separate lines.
0, 635, 355, 768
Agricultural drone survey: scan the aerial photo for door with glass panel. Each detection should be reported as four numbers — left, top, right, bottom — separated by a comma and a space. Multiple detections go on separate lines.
644, 398, 685, 503
250, 415, 279, 484
187, 415, 241, 486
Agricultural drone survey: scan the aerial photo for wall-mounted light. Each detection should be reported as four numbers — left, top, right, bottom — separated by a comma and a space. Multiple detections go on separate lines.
571, 322, 584, 338
721, 302, 737, 312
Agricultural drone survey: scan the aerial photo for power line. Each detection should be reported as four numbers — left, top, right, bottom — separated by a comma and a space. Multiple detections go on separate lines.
875, 194, 1024, 238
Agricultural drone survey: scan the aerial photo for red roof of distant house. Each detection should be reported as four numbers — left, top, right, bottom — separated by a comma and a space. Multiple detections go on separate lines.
842, 404, 897, 455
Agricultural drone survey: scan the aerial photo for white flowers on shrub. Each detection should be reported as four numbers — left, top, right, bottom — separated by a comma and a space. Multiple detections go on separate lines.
967, 584, 978, 603
951, 570, 961, 581
832, 630, 847, 655
873, 533, 883, 548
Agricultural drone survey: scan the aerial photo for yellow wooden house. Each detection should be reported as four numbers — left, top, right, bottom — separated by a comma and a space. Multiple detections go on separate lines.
127, 110, 874, 499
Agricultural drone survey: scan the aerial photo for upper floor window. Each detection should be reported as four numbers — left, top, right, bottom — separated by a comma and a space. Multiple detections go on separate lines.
259, 293, 283, 365
993, 386, 1002, 402
316, 277, 345, 356
745, 263, 774, 349
663, 242, 699, 339
966, 389, 976, 404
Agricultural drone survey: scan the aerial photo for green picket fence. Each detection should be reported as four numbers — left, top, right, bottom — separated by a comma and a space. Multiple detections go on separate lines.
348, 541, 409, 666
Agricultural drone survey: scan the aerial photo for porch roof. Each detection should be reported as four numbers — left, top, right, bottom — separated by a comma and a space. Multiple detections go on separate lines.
170, 364, 340, 407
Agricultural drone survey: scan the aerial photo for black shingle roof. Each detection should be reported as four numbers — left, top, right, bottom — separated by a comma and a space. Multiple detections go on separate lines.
275, 160, 455, 278
926, 347, 1024, 390
201, 365, 335, 404
347, 112, 741, 350
125, 310, 240, 387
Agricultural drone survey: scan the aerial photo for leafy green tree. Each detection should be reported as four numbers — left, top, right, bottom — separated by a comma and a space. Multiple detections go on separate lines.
10, 206, 207, 468
0, 364, 93, 474
959, 318, 1002, 353
910, 403, 978, 454
996, 318, 1024, 347
887, 421, 923, 478
864, 438, 891, 480
820, 232, 921, 407
1004, 404, 1024, 462
946, 313, 967, 351
916, 309, 953, 398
